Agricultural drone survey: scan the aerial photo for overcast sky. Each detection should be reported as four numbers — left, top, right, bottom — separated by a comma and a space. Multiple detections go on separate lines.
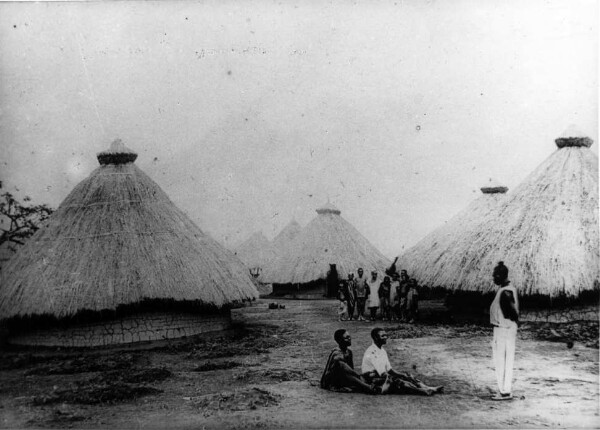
0, 0, 597, 258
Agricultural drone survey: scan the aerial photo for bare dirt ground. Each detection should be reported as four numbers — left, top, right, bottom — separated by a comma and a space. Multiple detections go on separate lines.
0, 299, 598, 429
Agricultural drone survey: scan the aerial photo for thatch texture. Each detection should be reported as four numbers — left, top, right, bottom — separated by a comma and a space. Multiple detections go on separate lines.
262, 203, 390, 284
400, 135, 599, 298
399, 182, 509, 292
233, 231, 275, 269
271, 219, 302, 255
0, 141, 258, 320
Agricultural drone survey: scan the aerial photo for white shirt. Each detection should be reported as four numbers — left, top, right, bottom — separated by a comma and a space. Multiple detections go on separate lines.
490, 285, 519, 328
367, 278, 380, 307
361, 343, 392, 375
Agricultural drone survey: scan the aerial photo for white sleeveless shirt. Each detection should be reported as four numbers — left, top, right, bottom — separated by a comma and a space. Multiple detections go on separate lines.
490, 285, 519, 328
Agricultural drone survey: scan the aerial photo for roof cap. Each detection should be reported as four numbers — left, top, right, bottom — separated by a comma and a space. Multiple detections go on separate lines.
555, 126, 593, 148
316, 202, 341, 215
97, 139, 138, 165
480, 178, 508, 194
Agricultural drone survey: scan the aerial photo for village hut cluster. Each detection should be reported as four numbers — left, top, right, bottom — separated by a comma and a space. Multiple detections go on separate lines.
0, 140, 258, 347
235, 203, 390, 299
0, 128, 597, 347
235, 128, 598, 309
399, 128, 599, 307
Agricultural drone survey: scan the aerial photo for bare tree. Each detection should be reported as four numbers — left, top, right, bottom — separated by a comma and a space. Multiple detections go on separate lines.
0, 181, 54, 249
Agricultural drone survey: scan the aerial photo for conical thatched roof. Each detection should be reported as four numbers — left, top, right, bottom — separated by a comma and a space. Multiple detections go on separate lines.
401, 132, 599, 297
263, 202, 390, 284
271, 219, 302, 254
234, 231, 275, 269
399, 179, 509, 290
0, 139, 258, 320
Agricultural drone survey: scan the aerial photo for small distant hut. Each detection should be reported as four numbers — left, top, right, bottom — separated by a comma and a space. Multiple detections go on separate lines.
234, 231, 276, 296
234, 231, 275, 277
271, 219, 302, 255
263, 202, 390, 298
401, 129, 599, 305
0, 140, 258, 347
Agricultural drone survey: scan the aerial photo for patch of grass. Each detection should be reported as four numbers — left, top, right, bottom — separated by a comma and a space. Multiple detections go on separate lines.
0, 354, 55, 371
30, 366, 171, 406
192, 387, 281, 415
193, 361, 243, 372
89, 367, 172, 384
386, 323, 491, 340
152, 323, 294, 358
235, 368, 306, 382
521, 321, 599, 347
33, 383, 162, 406
24, 354, 138, 376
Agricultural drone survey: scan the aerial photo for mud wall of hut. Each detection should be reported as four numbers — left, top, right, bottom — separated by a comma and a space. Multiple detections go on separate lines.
8, 312, 231, 347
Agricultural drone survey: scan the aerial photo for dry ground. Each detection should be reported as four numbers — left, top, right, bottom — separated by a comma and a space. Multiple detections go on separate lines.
0, 299, 598, 429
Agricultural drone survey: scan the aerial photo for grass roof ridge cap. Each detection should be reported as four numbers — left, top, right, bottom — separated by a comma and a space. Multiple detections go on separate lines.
97, 139, 138, 165
555, 136, 594, 149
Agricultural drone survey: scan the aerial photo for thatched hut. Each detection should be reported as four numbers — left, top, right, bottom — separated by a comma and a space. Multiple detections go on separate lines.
398, 179, 509, 294
271, 219, 302, 255
0, 139, 258, 347
263, 202, 390, 297
233, 231, 275, 276
233, 231, 276, 296
261, 219, 303, 283
400, 130, 599, 304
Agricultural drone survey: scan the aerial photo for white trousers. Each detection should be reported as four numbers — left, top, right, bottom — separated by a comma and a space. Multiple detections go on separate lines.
492, 324, 517, 395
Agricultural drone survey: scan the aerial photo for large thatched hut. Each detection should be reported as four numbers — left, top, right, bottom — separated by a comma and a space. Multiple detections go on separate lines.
0, 140, 258, 347
399, 179, 509, 293
400, 130, 599, 303
263, 202, 389, 297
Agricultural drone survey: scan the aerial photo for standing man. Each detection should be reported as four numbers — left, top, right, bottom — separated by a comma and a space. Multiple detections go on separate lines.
490, 261, 519, 401
367, 271, 380, 321
390, 273, 401, 321
378, 276, 392, 321
406, 279, 420, 323
344, 273, 356, 321
355, 268, 369, 321
398, 270, 410, 322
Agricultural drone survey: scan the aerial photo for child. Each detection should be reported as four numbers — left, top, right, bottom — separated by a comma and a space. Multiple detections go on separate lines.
338, 299, 348, 321
337, 284, 348, 321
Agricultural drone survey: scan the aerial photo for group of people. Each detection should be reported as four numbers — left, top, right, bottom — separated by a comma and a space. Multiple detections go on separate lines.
323, 261, 520, 401
337, 268, 419, 323
320, 327, 444, 396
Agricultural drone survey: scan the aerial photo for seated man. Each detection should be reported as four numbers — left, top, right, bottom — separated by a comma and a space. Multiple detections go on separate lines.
321, 329, 379, 394
361, 327, 444, 396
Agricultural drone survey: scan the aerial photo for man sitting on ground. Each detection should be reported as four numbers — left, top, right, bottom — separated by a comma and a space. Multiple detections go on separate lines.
320, 329, 379, 394
361, 327, 444, 396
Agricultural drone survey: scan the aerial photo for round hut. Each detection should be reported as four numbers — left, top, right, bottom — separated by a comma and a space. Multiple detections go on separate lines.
233, 231, 276, 296
0, 139, 258, 347
271, 219, 302, 256
401, 129, 599, 304
263, 202, 390, 297
399, 178, 509, 293
234, 231, 275, 275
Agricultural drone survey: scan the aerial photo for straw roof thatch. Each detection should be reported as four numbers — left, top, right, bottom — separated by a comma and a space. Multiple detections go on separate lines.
400, 132, 599, 298
263, 202, 390, 284
271, 219, 302, 255
233, 231, 275, 269
399, 180, 509, 290
0, 139, 258, 320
